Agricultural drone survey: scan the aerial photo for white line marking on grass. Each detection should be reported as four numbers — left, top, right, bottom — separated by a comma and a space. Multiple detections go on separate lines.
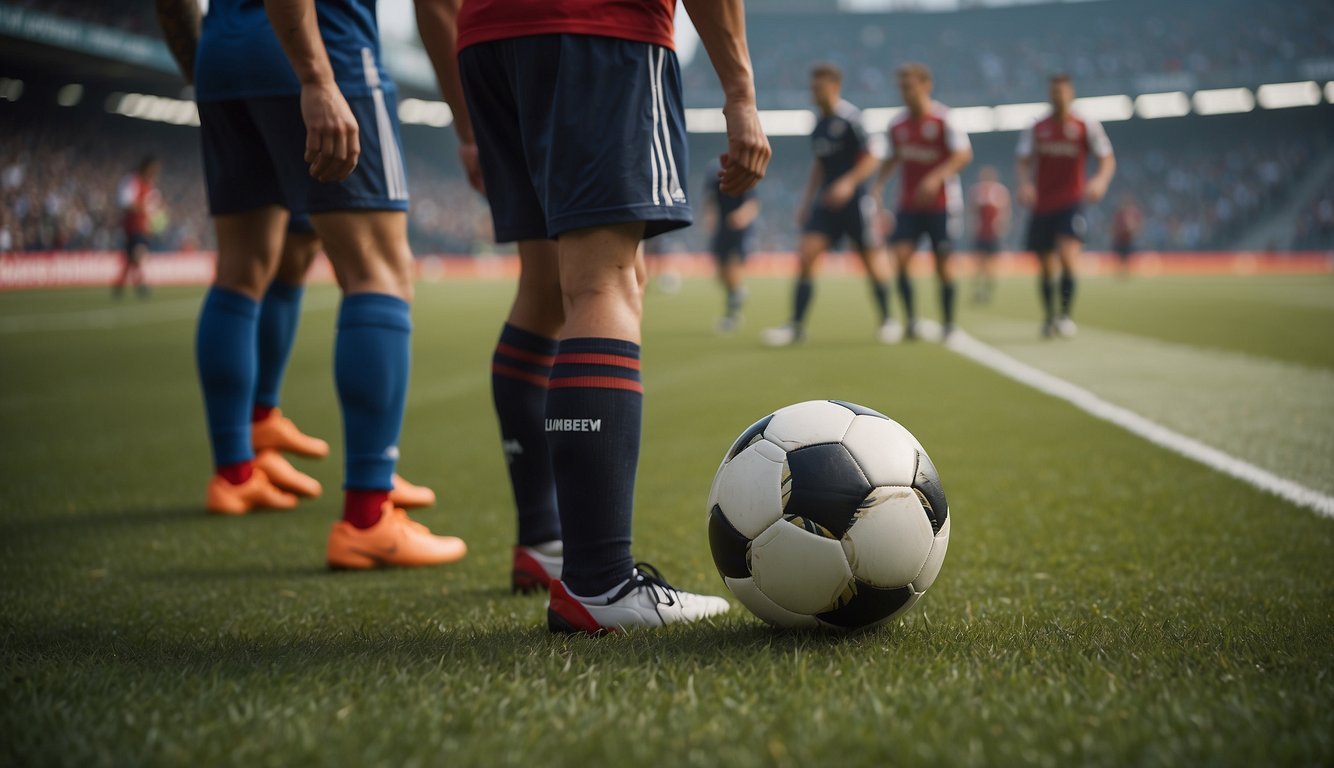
0, 294, 337, 334
948, 331, 1334, 519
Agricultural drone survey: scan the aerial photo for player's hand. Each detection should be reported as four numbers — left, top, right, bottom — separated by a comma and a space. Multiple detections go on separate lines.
719, 100, 770, 196
300, 81, 360, 182
823, 178, 854, 208
458, 142, 485, 195
1085, 178, 1108, 204
913, 175, 943, 206
1017, 182, 1037, 208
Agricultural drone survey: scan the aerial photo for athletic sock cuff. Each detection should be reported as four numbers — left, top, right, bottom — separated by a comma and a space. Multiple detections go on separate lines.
499, 324, 558, 356
549, 338, 642, 393
493, 324, 558, 387
338, 293, 411, 333
204, 286, 260, 319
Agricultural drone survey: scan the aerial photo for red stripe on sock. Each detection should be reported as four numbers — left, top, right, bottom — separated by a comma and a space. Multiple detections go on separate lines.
495, 342, 555, 368
217, 460, 254, 485
547, 376, 644, 393
491, 362, 551, 389
554, 352, 641, 370
251, 404, 275, 423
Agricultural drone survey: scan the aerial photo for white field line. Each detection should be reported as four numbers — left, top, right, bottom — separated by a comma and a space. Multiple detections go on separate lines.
947, 331, 1334, 519
0, 294, 338, 334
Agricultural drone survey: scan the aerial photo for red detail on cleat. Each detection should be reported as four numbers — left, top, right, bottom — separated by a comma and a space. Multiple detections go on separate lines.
343, 489, 390, 529
217, 460, 254, 486
512, 547, 554, 594
548, 581, 614, 635
251, 404, 276, 423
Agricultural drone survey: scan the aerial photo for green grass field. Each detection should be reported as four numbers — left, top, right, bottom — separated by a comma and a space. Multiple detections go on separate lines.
2, 272, 1332, 767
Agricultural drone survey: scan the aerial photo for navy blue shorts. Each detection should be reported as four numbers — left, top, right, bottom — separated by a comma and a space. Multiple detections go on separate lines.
1026, 207, 1085, 253
974, 236, 1000, 255
459, 35, 691, 242
198, 93, 409, 218
713, 229, 751, 264
890, 210, 953, 253
804, 193, 876, 251
124, 232, 149, 261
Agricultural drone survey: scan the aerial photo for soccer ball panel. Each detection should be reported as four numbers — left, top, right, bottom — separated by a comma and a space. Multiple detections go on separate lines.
816, 581, 915, 630
913, 449, 949, 533
725, 414, 774, 461
912, 515, 951, 593
840, 414, 920, 487
725, 576, 820, 629
783, 443, 871, 539
711, 440, 787, 539
708, 506, 751, 580
828, 400, 889, 419
749, 521, 853, 615
763, 400, 857, 450
841, 486, 934, 588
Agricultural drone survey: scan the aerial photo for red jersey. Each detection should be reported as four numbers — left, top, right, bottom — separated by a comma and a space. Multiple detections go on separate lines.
970, 180, 1010, 240
1016, 111, 1112, 214
1112, 204, 1143, 244
118, 173, 158, 236
887, 102, 970, 214
457, 0, 676, 51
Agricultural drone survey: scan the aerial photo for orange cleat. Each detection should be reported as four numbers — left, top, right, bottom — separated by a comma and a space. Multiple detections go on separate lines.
252, 408, 330, 459
206, 467, 299, 516
255, 450, 322, 499
326, 503, 467, 569
389, 473, 436, 509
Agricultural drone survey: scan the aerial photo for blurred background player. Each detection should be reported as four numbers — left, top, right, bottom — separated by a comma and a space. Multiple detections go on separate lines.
113, 155, 160, 299
762, 63, 893, 347
873, 63, 972, 341
455, 0, 770, 632
1111, 192, 1144, 278
1016, 73, 1116, 338
705, 157, 761, 334
154, 0, 438, 513
969, 165, 1010, 304
167, 0, 468, 568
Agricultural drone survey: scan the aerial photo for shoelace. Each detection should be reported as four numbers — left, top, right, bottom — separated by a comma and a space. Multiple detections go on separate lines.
630, 562, 679, 609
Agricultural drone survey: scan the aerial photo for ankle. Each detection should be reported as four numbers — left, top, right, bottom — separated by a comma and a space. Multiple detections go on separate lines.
216, 460, 254, 486
343, 489, 390, 529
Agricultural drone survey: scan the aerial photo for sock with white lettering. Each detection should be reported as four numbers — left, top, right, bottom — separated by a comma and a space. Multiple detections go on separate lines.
335, 294, 410, 492
545, 337, 641, 596
491, 324, 561, 546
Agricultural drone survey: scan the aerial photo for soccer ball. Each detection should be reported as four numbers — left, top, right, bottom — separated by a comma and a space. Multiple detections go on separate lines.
706, 400, 950, 630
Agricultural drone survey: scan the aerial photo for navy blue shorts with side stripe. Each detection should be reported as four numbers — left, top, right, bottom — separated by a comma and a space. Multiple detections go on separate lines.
198, 93, 409, 218
459, 35, 693, 242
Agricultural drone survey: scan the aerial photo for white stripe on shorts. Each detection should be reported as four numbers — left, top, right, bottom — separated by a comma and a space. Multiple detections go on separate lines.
652, 47, 683, 203
647, 46, 672, 207
363, 48, 408, 201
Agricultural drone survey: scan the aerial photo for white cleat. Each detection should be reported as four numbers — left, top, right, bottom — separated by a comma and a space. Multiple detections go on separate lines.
915, 318, 944, 342
1055, 315, 1078, 338
761, 324, 805, 347
547, 563, 731, 634
512, 541, 563, 594
877, 318, 904, 344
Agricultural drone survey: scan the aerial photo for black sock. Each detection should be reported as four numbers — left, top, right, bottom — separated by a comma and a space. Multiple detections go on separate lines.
1059, 271, 1076, 316
1039, 276, 1056, 323
941, 281, 956, 327
871, 281, 890, 323
492, 324, 561, 546
546, 338, 641, 595
896, 271, 915, 321
792, 279, 814, 326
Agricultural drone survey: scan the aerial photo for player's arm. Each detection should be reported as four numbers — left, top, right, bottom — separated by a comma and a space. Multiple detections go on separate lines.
916, 116, 972, 205
824, 151, 880, 208
1084, 117, 1115, 203
728, 195, 762, 230
682, 0, 771, 196
264, 0, 359, 182
153, 0, 200, 85
413, 0, 484, 194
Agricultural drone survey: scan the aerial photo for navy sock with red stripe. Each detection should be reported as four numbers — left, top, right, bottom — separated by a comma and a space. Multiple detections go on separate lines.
491, 324, 561, 546
545, 337, 642, 595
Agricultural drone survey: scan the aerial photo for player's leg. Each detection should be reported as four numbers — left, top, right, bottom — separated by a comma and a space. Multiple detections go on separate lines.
494, 239, 565, 592
890, 238, 917, 337
1053, 232, 1081, 337
852, 197, 893, 337
763, 231, 825, 346
131, 240, 150, 298
198, 206, 299, 514
933, 215, 958, 338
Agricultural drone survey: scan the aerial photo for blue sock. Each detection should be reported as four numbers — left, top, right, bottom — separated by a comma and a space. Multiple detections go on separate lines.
940, 281, 956, 327
871, 280, 890, 323
335, 294, 411, 491
897, 271, 916, 321
1039, 276, 1056, 322
546, 338, 641, 595
1059, 271, 1076, 316
196, 287, 260, 467
792, 279, 814, 326
254, 281, 304, 409
492, 324, 561, 546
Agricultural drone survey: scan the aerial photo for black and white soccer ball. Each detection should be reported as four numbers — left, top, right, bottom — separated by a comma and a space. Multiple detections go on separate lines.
707, 400, 950, 630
